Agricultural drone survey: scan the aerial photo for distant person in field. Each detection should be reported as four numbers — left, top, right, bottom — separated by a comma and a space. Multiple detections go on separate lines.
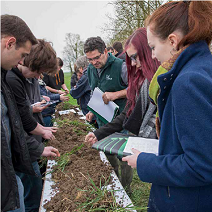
70, 63, 79, 88
70, 55, 91, 116
113, 41, 126, 61
106, 46, 114, 55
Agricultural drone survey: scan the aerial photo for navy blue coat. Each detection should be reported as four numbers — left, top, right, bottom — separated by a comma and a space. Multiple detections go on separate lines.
137, 41, 212, 212
70, 69, 91, 115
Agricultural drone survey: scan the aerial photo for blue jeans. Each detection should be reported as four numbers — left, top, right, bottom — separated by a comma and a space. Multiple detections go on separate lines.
16, 161, 42, 212
43, 115, 53, 127
8, 175, 25, 212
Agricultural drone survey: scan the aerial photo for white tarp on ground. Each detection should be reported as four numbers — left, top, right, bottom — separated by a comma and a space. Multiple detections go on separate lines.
39, 152, 136, 212
39, 109, 136, 212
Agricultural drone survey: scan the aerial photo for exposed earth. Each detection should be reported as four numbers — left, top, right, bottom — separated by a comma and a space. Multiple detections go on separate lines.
43, 104, 125, 211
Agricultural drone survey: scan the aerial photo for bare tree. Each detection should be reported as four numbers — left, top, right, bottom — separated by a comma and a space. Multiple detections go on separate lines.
103, 0, 166, 45
63, 33, 84, 73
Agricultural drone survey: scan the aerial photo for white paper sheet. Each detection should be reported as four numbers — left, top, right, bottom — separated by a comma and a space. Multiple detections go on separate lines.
58, 109, 76, 115
87, 87, 119, 122
123, 137, 159, 155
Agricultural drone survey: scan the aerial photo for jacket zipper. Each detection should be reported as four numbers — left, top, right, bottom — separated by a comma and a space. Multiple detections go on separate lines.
167, 186, 171, 198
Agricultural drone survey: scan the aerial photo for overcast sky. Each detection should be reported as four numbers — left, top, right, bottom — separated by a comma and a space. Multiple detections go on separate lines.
1, 1, 114, 71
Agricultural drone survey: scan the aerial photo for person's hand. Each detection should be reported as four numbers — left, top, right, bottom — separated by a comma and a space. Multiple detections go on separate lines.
41, 146, 60, 159
85, 132, 98, 145
42, 129, 55, 140
102, 92, 115, 104
57, 89, 66, 95
64, 89, 69, 94
43, 126, 58, 133
86, 112, 94, 122
60, 93, 70, 102
32, 102, 49, 113
122, 148, 141, 168
40, 99, 47, 104
42, 95, 50, 102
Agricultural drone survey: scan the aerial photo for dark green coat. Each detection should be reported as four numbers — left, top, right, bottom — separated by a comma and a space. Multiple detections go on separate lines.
87, 53, 127, 115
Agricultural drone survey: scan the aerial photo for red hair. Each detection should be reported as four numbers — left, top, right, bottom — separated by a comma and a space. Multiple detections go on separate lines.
125, 27, 160, 117
146, 1, 212, 48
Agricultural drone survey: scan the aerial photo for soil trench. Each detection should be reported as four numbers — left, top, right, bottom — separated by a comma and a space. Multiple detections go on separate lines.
43, 105, 119, 211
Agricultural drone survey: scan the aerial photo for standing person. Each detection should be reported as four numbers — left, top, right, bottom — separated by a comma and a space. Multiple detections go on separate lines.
84, 36, 129, 189
85, 28, 160, 194
84, 36, 128, 127
43, 57, 69, 94
70, 55, 91, 116
113, 41, 126, 61
6, 39, 59, 212
123, 1, 212, 212
1, 14, 60, 212
106, 46, 114, 54
70, 63, 79, 88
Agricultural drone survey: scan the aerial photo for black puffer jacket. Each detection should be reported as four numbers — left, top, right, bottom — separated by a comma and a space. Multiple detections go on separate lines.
1, 69, 44, 211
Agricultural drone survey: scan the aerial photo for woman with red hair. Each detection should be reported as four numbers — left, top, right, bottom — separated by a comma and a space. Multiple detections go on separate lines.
85, 27, 160, 193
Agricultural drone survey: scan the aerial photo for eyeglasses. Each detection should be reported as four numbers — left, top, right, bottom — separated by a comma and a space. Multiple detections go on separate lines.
87, 53, 102, 62
130, 53, 138, 62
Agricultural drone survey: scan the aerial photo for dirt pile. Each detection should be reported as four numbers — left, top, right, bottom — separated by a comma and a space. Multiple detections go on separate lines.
43, 105, 116, 211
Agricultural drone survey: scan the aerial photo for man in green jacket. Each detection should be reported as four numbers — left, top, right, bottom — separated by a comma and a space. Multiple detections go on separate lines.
84, 36, 132, 194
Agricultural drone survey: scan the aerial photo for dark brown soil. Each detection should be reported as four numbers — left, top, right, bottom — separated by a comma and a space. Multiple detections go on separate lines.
43, 104, 115, 211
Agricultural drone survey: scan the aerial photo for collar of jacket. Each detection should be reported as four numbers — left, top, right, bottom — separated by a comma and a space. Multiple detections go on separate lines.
1, 67, 7, 78
12, 67, 26, 81
157, 40, 210, 120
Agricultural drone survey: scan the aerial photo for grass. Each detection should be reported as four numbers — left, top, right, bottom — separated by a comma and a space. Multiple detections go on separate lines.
64, 72, 78, 106
77, 175, 147, 212
130, 169, 151, 211
55, 143, 84, 172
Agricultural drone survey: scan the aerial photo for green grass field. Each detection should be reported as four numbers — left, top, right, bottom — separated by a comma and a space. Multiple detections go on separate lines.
64, 71, 151, 210
64, 72, 78, 106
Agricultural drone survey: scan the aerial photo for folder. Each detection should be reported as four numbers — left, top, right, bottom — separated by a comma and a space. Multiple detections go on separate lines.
92, 133, 159, 158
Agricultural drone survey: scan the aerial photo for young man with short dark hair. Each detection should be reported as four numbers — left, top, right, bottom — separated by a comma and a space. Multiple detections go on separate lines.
112, 41, 126, 61
6, 39, 60, 212
1, 14, 60, 212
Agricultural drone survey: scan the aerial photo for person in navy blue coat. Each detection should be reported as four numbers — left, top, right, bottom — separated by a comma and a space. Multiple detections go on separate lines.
123, 1, 212, 212
70, 55, 91, 116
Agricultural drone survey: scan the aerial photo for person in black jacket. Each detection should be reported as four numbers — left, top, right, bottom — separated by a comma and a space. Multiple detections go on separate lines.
43, 57, 69, 95
85, 28, 160, 194
112, 41, 126, 61
6, 39, 60, 212
1, 15, 60, 212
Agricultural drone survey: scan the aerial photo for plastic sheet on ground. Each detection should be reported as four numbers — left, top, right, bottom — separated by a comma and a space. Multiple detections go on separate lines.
39, 151, 136, 212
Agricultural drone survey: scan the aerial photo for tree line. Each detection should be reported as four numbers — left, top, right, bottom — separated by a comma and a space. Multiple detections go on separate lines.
63, 0, 166, 72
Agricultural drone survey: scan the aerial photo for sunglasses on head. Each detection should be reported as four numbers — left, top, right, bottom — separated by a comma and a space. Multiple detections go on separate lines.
130, 53, 138, 62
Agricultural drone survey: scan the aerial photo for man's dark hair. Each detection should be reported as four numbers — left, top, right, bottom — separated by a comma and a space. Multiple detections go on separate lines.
112, 41, 123, 53
1, 14, 38, 47
106, 46, 114, 52
57, 57, 63, 67
84, 36, 106, 54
